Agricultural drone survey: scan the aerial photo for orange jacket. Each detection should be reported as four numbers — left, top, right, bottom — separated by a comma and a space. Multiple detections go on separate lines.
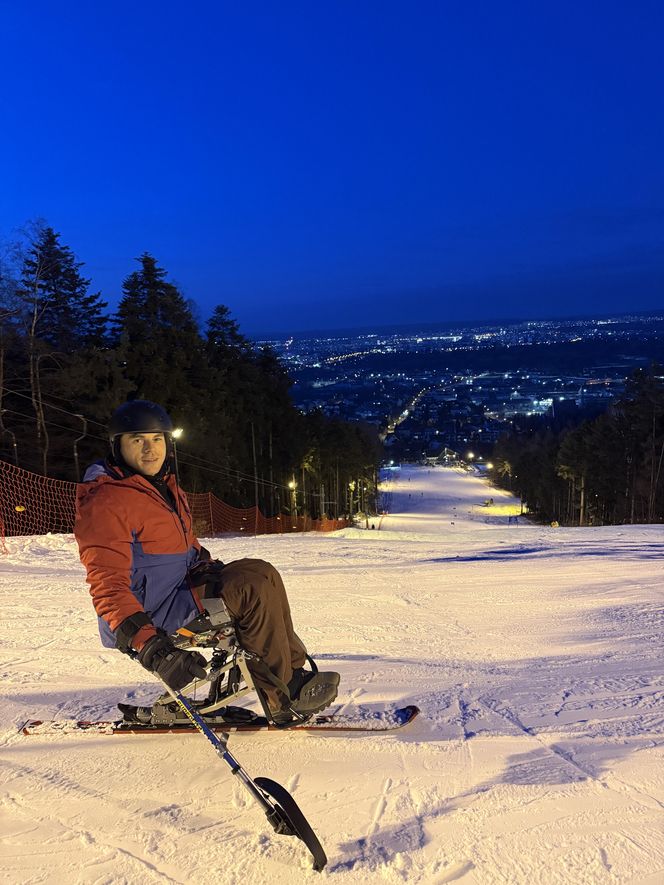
74, 462, 203, 648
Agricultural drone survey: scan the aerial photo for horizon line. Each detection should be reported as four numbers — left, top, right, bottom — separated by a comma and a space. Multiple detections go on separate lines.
248, 308, 664, 341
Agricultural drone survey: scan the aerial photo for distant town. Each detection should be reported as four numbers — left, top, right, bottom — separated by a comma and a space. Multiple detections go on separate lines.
256, 313, 664, 462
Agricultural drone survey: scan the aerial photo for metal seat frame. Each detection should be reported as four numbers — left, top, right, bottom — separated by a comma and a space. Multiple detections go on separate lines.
162, 598, 275, 722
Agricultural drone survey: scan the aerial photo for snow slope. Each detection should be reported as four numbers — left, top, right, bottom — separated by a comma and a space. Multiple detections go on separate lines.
1, 464, 663, 884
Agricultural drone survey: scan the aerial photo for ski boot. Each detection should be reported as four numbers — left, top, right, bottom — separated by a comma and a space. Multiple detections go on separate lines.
271, 661, 341, 725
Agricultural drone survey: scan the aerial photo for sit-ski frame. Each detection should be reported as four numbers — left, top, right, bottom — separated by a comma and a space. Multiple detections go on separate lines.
155, 600, 328, 869
162, 596, 302, 727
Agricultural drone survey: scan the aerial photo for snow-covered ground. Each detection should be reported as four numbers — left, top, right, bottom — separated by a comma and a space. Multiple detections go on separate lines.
1, 464, 663, 884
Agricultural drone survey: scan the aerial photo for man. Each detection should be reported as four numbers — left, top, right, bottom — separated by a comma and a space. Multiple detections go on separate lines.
74, 399, 340, 724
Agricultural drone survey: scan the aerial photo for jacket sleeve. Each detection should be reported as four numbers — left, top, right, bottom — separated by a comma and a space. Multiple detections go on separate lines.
74, 482, 146, 635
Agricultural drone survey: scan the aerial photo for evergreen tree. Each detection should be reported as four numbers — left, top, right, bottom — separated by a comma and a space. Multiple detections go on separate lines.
207, 304, 251, 353
13, 224, 109, 473
616, 366, 664, 522
113, 255, 220, 490
557, 423, 595, 525
114, 254, 206, 403
493, 364, 664, 526
204, 307, 304, 509
252, 345, 306, 511
18, 225, 107, 352
1, 229, 384, 509
203, 303, 260, 501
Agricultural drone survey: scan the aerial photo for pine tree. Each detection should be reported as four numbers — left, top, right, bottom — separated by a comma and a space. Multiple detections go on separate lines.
203, 304, 262, 503
114, 253, 205, 402
616, 366, 664, 522
15, 224, 109, 473
113, 254, 218, 490
207, 304, 251, 353
19, 225, 107, 352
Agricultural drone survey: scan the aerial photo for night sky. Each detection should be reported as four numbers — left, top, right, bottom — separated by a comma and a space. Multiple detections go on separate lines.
2, 2, 663, 334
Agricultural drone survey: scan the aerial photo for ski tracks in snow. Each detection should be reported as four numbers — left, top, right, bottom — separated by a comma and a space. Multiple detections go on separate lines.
3, 466, 664, 883
0, 740, 265, 884
1, 765, 187, 883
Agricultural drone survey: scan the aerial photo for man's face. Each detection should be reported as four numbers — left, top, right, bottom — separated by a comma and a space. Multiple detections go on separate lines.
119, 432, 167, 476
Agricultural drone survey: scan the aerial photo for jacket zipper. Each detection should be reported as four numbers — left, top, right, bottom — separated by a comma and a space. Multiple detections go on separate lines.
139, 477, 189, 547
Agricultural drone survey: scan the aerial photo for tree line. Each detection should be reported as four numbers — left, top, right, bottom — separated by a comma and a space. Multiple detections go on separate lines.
0, 223, 381, 517
491, 366, 664, 525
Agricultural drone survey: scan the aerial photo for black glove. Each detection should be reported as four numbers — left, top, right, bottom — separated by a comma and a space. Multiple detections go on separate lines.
137, 630, 208, 691
188, 558, 226, 588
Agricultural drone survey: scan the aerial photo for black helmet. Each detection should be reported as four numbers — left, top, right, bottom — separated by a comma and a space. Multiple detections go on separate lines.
108, 400, 174, 465
108, 400, 173, 439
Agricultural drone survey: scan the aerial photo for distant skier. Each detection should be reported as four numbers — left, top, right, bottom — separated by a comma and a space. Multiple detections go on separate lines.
74, 400, 339, 724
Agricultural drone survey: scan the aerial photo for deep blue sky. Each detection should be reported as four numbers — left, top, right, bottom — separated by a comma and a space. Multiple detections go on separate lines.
2, 2, 663, 334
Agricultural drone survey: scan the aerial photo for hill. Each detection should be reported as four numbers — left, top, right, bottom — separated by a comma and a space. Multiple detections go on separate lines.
1, 466, 662, 883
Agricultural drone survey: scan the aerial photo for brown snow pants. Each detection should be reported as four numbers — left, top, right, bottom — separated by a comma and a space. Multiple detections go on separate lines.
212, 558, 308, 711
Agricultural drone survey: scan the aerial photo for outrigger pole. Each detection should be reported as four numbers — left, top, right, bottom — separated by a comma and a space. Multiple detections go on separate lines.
162, 683, 327, 872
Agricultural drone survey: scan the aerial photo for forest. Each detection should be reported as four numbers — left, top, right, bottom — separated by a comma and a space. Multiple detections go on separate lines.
491, 366, 664, 525
0, 224, 381, 519
3, 223, 663, 529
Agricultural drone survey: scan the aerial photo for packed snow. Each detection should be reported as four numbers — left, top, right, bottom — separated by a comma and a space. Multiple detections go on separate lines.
1, 465, 663, 884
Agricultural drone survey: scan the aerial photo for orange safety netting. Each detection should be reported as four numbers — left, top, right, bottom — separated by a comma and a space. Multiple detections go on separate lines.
0, 460, 349, 553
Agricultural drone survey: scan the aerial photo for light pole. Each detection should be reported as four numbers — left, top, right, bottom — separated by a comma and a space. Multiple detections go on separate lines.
288, 478, 297, 518
171, 427, 184, 488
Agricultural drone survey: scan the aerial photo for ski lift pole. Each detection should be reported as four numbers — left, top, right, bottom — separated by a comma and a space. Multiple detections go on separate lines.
161, 683, 327, 872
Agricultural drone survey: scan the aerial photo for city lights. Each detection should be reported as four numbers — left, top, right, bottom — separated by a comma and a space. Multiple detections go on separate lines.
253, 313, 662, 464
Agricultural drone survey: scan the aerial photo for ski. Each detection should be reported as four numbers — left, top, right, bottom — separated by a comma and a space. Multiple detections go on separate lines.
21, 704, 419, 736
